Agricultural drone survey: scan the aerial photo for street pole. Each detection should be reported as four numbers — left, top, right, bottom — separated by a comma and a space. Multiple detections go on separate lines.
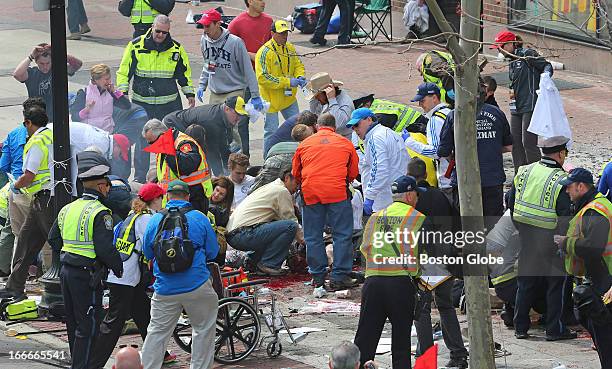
39, 0, 72, 318
424, 0, 496, 367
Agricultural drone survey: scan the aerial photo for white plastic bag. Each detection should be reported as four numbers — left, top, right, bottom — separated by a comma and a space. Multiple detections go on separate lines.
245, 98, 270, 123
528, 73, 573, 145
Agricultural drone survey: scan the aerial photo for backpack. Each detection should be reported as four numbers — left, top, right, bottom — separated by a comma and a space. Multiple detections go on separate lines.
292, 3, 321, 34
153, 206, 195, 273
146, 0, 175, 16
118, 0, 134, 17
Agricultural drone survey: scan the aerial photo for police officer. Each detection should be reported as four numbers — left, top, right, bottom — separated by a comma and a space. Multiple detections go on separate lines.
48, 151, 123, 369
354, 175, 427, 368
554, 168, 612, 368
507, 135, 575, 340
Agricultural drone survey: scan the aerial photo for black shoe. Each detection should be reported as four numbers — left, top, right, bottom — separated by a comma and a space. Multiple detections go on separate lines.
328, 277, 358, 291
311, 278, 325, 289
515, 332, 529, 339
500, 310, 514, 328
256, 263, 287, 276
546, 330, 577, 341
309, 37, 327, 46
446, 357, 468, 369
0, 288, 23, 299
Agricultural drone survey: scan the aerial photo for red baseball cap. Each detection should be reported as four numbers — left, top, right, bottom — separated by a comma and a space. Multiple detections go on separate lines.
112, 134, 130, 161
490, 30, 516, 49
138, 183, 165, 202
197, 9, 222, 26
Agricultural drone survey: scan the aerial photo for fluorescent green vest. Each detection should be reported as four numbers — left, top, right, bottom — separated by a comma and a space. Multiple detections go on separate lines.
0, 183, 9, 219
513, 162, 567, 229
115, 210, 150, 262
360, 201, 425, 277
58, 199, 111, 259
564, 193, 612, 276
420, 50, 455, 105
370, 99, 423, 132
23, 128, 53, 195
131, 0, 159, 25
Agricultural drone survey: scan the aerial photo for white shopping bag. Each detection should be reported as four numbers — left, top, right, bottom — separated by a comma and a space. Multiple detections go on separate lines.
528, 73, 573, 146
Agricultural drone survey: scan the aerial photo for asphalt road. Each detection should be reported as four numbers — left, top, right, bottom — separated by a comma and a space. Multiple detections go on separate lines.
0, 333, 71, 369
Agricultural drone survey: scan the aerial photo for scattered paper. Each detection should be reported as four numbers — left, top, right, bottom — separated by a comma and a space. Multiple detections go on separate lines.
298, 299, 361, 314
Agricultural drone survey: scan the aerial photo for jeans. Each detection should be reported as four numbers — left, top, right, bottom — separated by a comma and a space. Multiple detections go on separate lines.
264, 101, 299, 156
415, 278, 468, 360
302, 199, 353, 282
510, 111, 541, 172
312, 0, 353, 44
227, 220, 298, 269
66, 0, 88, 33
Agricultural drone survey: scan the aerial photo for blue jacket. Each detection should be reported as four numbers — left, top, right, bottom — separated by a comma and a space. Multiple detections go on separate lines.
143, 200, 219, 296
598, 161, 612, 202
0, 125, 27, 178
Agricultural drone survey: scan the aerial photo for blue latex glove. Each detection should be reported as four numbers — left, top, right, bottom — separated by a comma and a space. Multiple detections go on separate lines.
290, 78, 301, 88
251, 96, 264, 111
10, 183, 20, 194
447, 89, 455, 100
401, 129, 410, 141
296, 76, 308, 88
197, 87, 205, 102
363, 198, 374, 216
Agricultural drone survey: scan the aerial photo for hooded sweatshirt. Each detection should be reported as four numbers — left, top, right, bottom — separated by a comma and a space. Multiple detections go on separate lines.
199, 28, 260, 97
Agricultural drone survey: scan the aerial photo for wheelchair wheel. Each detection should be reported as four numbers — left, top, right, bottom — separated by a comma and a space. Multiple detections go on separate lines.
215, 297, 261, 364
172, 316, 193, 353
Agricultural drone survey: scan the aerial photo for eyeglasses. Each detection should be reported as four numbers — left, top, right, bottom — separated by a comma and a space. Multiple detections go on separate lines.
154, 29, 169, 35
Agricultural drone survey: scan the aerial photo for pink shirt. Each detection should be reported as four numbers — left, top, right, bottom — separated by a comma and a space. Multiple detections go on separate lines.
79, 82, 117, 133
228, 11, 273, 67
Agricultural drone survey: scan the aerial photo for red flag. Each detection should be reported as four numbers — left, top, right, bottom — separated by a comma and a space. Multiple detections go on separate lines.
414, 343, 437, 369
144, 129, 176, 155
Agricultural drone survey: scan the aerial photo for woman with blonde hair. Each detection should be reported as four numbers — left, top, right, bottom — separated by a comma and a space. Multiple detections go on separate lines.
89, 183, 177, 367
70, 63, 130, 132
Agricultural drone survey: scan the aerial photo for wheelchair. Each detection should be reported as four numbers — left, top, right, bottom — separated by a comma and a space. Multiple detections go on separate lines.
172, 263, 300, 364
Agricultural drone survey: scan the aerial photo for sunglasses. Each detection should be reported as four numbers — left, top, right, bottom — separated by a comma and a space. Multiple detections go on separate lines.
118, 344, 139, 349
154, 29, 169, 35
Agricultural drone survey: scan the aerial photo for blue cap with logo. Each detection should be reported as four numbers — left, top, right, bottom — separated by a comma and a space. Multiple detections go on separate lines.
346, 107, 376, 128
391, 175, 427, 194
411, 82, 441, 102
559, 168, 594, 186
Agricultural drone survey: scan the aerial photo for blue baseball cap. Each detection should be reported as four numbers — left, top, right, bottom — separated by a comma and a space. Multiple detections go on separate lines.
560, 168, 594, 186
391, 175, 427, 194
346, 107, 376, 128
411, 82, 441, 102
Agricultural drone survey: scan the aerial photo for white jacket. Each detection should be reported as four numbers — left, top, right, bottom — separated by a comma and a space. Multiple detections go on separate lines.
362, 124, 411, 211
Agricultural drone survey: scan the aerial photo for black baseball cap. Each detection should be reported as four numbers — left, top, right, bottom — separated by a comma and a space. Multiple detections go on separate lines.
560, 168, 594, 186
391, 175, 427, 194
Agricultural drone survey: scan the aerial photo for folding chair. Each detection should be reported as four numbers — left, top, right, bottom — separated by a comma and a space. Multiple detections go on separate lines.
352, 0, 393, 41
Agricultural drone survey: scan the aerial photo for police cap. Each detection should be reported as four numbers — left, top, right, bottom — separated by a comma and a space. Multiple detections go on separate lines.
537, 136, 570, 154
77, 151, 111, 180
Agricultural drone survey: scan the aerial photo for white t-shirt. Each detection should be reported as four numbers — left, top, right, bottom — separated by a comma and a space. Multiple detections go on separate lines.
232, 175, 255, 209
107, 213, 152, 287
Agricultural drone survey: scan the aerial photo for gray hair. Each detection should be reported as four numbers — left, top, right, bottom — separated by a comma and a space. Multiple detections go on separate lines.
392, 192, 407, 202
330, 341, 360, 369
153, 14, 171, 27
142, 119, 168, 138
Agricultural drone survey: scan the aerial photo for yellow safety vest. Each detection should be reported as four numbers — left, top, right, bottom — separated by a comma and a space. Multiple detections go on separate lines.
23, 127, 53, 195
0, 183, 9, 219
370, 99, 423, 132
156, 131, 213, 198
513, 162, 567, 229
58, 198, 111, 259
115, 210, 151, 262
564, 193, 612, 276
131, 0, 159, 24
360, 201, 425, 277
420, 50, 455, 105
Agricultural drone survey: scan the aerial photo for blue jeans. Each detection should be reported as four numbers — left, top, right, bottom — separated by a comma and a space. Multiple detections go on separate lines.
67, 0, 88, 33
227, 220, 298, 269
264, 101, 299, 156
302, 199, 353, 282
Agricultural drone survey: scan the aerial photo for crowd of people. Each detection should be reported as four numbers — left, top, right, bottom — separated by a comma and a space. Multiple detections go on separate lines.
0, 1, 610, 368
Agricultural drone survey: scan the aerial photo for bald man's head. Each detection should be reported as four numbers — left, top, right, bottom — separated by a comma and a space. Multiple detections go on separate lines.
112, 347, 143, 369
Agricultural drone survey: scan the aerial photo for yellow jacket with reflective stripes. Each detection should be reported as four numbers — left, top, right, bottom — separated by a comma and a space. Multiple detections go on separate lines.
131, 0, 159, 24
58, 199, 111, 259
23, 127, 53, 195
116, 29, 195, 105
370, 99, 422, 132
512, 161, 567, 229
360, 201, 425, 277
564, 192, 612, 276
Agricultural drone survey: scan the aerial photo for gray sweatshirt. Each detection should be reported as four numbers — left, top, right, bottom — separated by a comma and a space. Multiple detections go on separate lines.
199, 28, 260, 97
308, 90, 354, 139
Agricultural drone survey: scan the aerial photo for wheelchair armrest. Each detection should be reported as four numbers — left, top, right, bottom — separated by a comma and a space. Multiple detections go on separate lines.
226, 279, 270, 291
220, 270, 243, 278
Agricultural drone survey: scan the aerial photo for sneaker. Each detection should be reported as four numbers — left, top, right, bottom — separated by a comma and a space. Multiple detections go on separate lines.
80, 23, 91, 34
328, 277, 358, 291
256, 263, 287, 276
545, 330, 577, 341
67, 33, 81, 40
309, 37, 327, 46
446, 357, 468, 369
163, 352, 177, 365
514, 331, 529, 339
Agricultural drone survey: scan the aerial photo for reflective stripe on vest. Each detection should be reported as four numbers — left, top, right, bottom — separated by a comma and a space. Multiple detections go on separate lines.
370, 99, 422, 132
156, 131, 213, 198
491, 271, 517, 286
115, 211, 150, 262
58, 199, 110, 259
23, 128, 53, 195
565, 193, 612, 276
513, 162, 567, 229
131, 0, 159, 24
360, 202, 425, 277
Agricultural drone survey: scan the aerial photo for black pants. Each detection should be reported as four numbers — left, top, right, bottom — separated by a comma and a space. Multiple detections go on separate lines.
514, 275, 565, 335
354, 276, 415, 368
238, 88, 252, 157
89, 281, 152, 369
312, 0, 353, 44
133, 22, 151, 39
580, 315, 612, 368
481, 184, 504, 231
60, 264, 103, 369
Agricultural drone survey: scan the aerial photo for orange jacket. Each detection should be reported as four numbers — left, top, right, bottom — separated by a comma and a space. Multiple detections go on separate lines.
292, 127, 359, 205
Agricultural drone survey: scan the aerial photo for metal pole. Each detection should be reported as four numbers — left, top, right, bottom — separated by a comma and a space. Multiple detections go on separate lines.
39, 0, 72, 318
